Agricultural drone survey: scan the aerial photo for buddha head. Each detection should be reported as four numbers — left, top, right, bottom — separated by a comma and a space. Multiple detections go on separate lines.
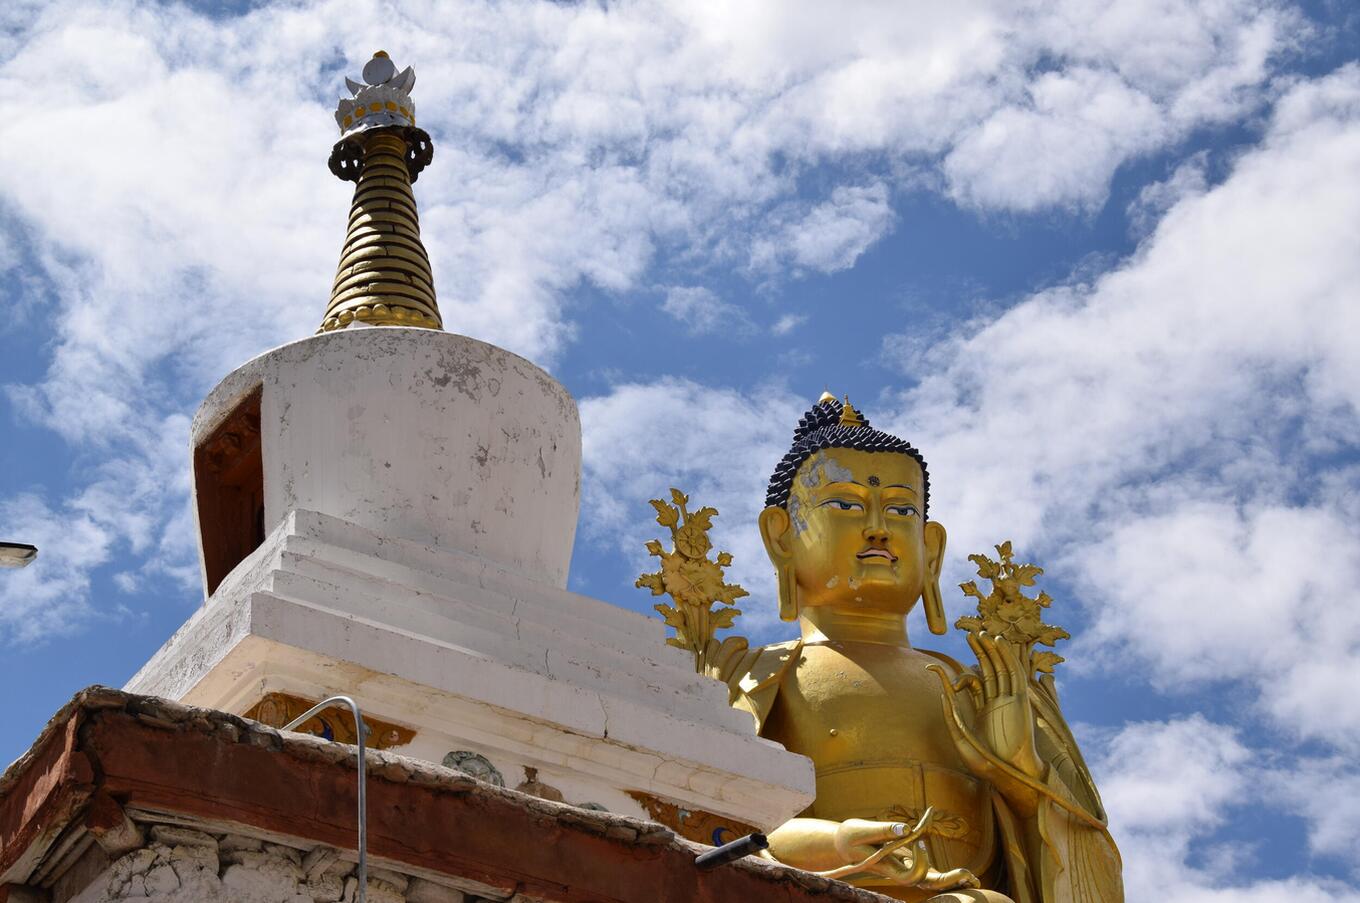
758, 394, 947, 632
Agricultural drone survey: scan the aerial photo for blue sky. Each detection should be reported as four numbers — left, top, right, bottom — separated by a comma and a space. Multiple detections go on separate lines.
2, 1, 1359, 898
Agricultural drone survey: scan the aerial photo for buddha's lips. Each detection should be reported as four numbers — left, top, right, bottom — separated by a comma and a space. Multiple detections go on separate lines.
857, 549, 896, 562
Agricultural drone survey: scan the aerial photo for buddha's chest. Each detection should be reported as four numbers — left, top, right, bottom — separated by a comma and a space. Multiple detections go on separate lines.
763, 643, 995, 877
767, 643, 967, 768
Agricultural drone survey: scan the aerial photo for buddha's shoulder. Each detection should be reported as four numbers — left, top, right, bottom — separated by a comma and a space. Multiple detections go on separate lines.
731, 639, 803, 693
725, 639, 803, 734
727, 640, 970, 734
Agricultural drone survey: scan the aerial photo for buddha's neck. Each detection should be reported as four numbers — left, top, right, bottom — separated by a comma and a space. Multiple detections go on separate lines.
799, 606, 911, 647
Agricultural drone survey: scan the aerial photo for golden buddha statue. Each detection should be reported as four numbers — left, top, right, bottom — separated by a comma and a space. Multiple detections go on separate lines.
637, 394, 1123, 902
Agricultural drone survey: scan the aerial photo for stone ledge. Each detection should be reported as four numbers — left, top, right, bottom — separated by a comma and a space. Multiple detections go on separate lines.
0, 688, 891, 903
125, 509, 815, 829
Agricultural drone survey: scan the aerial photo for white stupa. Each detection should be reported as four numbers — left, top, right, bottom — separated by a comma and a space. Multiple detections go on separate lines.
128, 52, 812, 832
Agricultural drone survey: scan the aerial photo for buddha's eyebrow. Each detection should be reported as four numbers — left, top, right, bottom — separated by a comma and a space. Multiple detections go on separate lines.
833, 481, 915, 491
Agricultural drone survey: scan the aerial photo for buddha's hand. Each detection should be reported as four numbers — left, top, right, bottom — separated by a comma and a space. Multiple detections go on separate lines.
928, 633, 1044, 813
822, 813, 979, 890
831, 818, 926, 883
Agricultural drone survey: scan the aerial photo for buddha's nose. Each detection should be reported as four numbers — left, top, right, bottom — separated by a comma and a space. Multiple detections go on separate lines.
863, 507, 889, 542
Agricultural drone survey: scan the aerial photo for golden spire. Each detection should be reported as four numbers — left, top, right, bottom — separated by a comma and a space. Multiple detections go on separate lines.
817, 389, 837, 404
838, 395, 866, 428
320, 52, 442, 333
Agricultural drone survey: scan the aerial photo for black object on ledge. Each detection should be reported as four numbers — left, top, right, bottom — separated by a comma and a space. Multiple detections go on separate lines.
695, 833, 770, 870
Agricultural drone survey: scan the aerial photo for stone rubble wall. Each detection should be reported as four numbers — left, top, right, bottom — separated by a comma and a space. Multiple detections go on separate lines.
69, 822, 516, 903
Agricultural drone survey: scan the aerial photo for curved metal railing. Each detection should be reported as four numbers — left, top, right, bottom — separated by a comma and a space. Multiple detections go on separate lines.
282, 696, 369, 903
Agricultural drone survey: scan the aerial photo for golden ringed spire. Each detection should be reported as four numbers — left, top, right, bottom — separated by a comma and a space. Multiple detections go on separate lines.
319, 51, 442, 333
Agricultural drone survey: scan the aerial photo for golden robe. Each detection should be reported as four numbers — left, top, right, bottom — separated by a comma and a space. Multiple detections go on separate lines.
722, 640, 1124, 903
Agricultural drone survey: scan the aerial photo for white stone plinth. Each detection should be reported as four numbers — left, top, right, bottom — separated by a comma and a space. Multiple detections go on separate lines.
128, 509, 815, 829
193, 328, 580, 592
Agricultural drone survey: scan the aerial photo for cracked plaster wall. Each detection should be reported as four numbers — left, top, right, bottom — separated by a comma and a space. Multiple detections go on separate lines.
68, 822, 516, 903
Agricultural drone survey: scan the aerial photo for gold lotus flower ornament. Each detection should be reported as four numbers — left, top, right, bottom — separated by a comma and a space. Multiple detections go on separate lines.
636, 489, 748, 672
957, 541, 1070, 676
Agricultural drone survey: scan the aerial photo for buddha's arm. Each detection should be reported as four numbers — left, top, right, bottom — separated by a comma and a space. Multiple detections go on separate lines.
930, 647, 1122, 901
929, 636, 1106, 821
766, 817, 892, 873
765, 817, 982, 891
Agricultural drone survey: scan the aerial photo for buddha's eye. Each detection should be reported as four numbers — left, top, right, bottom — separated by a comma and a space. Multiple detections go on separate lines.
886, 504, 920, 518
819, 498, 863, 512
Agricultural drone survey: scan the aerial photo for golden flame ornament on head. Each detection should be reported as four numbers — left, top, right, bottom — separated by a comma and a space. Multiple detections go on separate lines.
838, 395, 867, 428
635, 488, 749, 675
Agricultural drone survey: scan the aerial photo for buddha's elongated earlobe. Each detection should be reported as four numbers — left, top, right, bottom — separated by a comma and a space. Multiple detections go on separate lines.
923, 520, 948, 635
923, 572, 946, 635
759, 505, 800, 621
777, 561, 799, 622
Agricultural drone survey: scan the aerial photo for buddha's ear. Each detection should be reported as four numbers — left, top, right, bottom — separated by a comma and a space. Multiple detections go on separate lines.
759, 505, 799, 622
922, 519, 948, 635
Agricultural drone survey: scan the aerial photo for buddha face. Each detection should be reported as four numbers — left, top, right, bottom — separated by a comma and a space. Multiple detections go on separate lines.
759, 447, 946, 616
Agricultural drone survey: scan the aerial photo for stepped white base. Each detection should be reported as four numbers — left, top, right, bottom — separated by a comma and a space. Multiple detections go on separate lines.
128, 509, 813, 829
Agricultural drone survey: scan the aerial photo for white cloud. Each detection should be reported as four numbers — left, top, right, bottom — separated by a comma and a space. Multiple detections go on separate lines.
1075, 502, 1360, 751
1099, 715, 1247, 839
661, 286, 752, 335
1126, 150, 1210, 236
1094, 717, 1360, 902
1038, 0, 1287, 115
771, 313, 807, 336
0, 0, 1300, 438
0, 407, 196, 643
579, 378, 806, 633
0, 0, 1299, 644
1269, 759, 1360, 870
751, 183, 897, 274
0, 493, 106, 642
944, 67, 1166, 211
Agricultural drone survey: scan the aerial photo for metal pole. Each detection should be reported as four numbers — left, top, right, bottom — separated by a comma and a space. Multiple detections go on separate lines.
281, 695, 369, 902
694, 833, 769, 870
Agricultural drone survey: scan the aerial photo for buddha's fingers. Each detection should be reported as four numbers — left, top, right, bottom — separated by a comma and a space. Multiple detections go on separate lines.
820, 854, 916, 885
899, 840, 933, 885
818, 835, 920, 882
921, 867, 982, 891
995, 638, 1029, 700
908, 806, 935, 842
928, 666, 996, 779
838, 818, 916, 848
951, 671, 984, 710
978, 634, 1011, 697
873, 840, 932, 886
966, 633, 998, 700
